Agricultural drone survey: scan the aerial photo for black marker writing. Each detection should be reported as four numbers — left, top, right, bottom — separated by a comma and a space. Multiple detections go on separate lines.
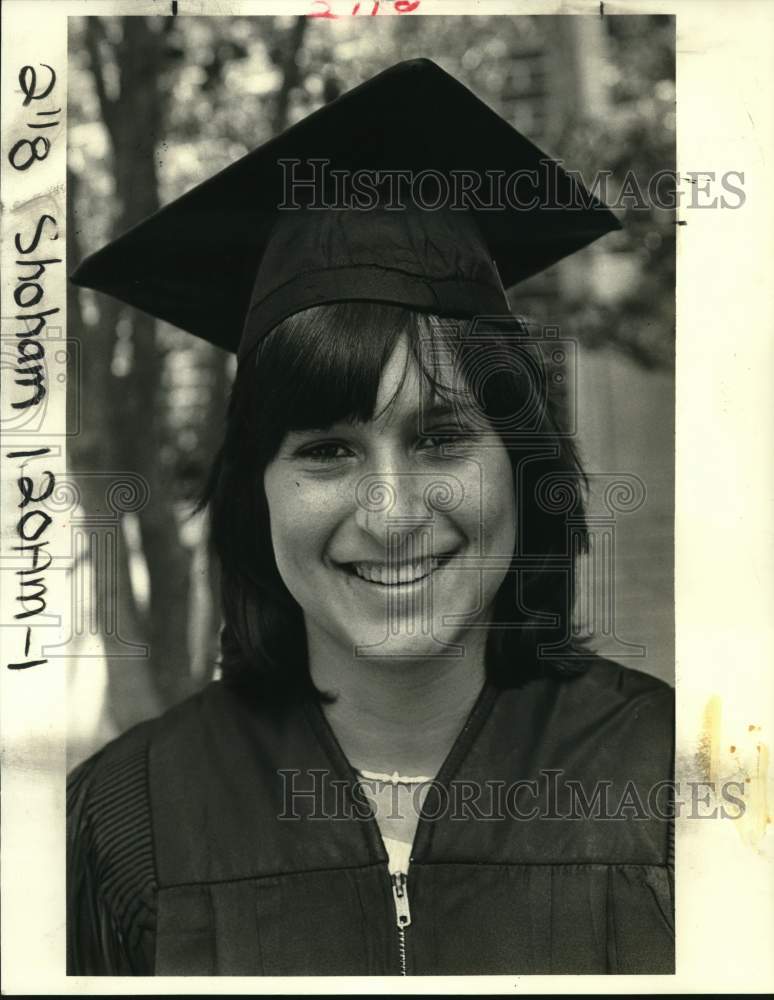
13, 213, 60, 410
6, 452, 54, 670
9, 64, 60, 171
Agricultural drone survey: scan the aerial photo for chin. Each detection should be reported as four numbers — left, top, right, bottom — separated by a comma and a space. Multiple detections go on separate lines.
343, 625, 473, 663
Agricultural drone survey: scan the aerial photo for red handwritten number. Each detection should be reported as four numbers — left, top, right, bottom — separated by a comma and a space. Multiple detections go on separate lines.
309, 0, 417, 17
309, 0, 338, 17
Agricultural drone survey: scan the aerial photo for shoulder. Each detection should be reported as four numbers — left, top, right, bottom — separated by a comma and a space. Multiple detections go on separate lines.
67, 680, 283, 868
67, 684, 240, 973
563, 655, 674, 707
490, 655, 674, 785
67, 681, 230, 796
67, 695, 199, 974
553, 654, 674, 738
549, 655, 674, 776
67, 705, 160, 859
493, 654, 673, 757
67, 685, 232, 886
67, 697, 170, 862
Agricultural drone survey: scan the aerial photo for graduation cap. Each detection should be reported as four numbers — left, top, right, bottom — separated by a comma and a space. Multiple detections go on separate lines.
71, 58, 620, 361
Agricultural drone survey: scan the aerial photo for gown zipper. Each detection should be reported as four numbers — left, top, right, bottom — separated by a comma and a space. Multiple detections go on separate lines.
390, 871, 411, 975
303, 680, 498, 977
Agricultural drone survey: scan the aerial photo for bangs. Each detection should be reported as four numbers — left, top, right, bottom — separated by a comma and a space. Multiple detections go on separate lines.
247, 302, 468, 458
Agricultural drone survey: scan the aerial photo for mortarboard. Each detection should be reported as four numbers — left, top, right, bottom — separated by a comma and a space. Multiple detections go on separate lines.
70, 58, 620, 361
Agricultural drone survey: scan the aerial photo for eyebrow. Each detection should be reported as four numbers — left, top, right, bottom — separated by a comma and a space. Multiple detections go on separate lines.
381, 400, 477, 426
420, 400, 482, 422
422, 403, 457, 419
287, 400, 477, 436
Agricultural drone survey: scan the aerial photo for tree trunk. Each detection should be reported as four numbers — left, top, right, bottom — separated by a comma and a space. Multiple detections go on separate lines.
272, 17, 309, 134
84, 16, 196, 712
68, 167, 163, 729
76, 15, 314, 719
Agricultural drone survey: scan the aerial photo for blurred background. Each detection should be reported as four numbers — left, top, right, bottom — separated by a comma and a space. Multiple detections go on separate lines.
66, 13, 675, 766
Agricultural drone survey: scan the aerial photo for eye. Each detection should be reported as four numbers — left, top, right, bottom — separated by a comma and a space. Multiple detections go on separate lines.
419, 425, 478, 450
295, 440, 355, 462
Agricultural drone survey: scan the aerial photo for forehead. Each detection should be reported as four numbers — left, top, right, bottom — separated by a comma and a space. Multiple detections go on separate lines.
372, 336, 470, 425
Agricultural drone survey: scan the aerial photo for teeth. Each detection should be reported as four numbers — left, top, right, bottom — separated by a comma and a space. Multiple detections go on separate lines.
350, 557, 443, 585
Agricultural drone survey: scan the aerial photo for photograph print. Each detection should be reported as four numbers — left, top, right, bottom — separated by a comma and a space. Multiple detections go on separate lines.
64, 11, 675, 977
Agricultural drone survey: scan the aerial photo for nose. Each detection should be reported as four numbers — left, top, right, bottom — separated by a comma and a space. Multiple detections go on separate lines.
354, 472, 429, 543
354, 471, 463, 548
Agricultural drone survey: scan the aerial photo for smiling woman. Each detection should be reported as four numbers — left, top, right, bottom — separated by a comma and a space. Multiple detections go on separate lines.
262, 332, 514, 676
206, 299, 582, 715
66, 58, 674, 976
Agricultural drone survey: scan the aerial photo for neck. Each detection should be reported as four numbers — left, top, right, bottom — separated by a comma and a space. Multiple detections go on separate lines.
307, 628, 487, 778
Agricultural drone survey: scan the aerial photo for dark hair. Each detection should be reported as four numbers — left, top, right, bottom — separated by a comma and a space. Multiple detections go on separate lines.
200, 301, 591, 706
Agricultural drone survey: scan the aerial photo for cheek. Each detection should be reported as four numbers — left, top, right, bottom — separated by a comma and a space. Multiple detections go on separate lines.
263, 468, 346, 569
479, 453, 517, 552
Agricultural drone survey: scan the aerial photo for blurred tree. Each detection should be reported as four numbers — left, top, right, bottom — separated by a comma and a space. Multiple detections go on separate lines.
67, 165, 162, 730
70, 16, 194, 719
548, 15, 676, 369
69, 15, 313, 726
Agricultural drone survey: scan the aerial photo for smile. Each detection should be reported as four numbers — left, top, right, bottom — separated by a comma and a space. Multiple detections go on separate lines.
343, 553, 456, 587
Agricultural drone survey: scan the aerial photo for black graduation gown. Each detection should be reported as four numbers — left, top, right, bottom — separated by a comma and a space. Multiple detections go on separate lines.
67, 656, 674, 976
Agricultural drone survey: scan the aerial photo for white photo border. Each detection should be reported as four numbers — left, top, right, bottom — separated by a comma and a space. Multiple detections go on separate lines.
1, 0, 772, 993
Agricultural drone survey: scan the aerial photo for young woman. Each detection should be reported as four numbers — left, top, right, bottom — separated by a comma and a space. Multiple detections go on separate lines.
67, 58, 674, 976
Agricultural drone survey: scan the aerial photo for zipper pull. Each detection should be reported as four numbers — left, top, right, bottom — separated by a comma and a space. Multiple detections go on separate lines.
391, 871, 411, 928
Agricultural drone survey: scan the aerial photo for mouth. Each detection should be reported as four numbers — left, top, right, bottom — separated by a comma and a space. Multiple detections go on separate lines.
341, 551, 457, 588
